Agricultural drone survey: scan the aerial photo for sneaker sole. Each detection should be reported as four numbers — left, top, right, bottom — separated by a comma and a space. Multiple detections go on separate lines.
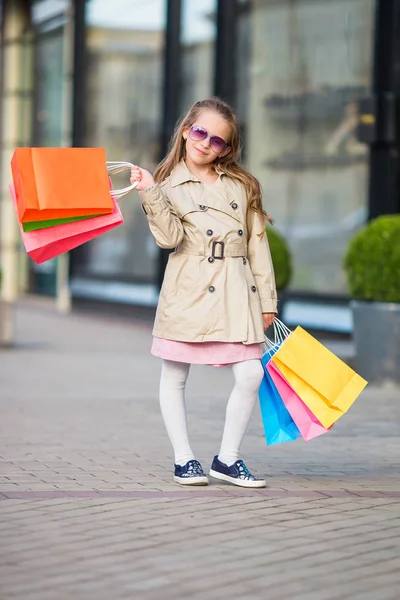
174, 475, 209, 486
209, 469, 266, 488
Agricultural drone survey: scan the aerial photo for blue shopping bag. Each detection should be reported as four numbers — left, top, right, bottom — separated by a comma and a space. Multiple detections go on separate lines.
259, 347, 301, 445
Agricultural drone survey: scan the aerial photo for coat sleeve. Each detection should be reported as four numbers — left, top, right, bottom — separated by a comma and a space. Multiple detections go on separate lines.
247, 209, 278, 313
139, 182, 184, 249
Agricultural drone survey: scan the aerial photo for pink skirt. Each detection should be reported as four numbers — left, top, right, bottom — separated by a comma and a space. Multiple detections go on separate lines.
151, 337, 262, 367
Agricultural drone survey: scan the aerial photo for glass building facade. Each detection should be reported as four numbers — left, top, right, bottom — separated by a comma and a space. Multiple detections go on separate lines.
1, 0, 399, 327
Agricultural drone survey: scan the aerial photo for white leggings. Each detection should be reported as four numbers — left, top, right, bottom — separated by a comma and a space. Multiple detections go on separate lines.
159, 359, 264, 466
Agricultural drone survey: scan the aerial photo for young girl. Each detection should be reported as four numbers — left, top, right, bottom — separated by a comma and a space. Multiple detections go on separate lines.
130, 97, 277, 488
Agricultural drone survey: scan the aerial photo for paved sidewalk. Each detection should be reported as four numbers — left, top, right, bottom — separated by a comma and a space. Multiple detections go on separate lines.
0, 299, 399, 600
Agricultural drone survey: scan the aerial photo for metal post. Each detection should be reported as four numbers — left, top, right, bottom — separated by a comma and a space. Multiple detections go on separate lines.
157, 0, 181, 289
367, 0, 400, 219
68, 0, 88, 280
71, 0, 87, 148
214, 0, 237, 105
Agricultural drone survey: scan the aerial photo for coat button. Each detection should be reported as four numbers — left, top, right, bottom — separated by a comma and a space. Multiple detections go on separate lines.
208, 257, 214, 263
199, 205, 207, 210
238, 229, 244, 236
251, 285, 257, 292
232, 203, 238, 209
243, 258, 247, 265
206, 229, 213, 236
209, 285, 215, 293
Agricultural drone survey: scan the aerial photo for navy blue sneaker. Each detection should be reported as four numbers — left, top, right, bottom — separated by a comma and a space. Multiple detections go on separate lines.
174, 460, 209, 486
209, 456, 266, 488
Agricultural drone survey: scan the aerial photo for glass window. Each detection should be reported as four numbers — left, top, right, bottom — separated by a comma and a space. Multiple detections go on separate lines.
180, 0, 217, 113
32, 0, 70, 146
236, 0, 375, 294
30, 1, 70, 296
32, 0, 68, 24
82, 0, 166, 283
33, 29, 64, 146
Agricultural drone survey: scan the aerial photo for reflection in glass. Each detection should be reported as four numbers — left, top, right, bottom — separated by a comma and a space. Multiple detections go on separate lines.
32, 0, 69, 26
32, 0, 69, 146
180, 0, 217, 113
237, 0, 375, 294
82, 0, 166, 282
34, 29, 64, 146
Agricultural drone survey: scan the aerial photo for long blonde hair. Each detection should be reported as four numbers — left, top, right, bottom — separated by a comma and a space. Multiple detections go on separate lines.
154, 97, 273, 227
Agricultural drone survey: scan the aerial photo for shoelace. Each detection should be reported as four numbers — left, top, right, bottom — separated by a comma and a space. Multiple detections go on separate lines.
237, 460, 255, 480
185, 460, 204, 476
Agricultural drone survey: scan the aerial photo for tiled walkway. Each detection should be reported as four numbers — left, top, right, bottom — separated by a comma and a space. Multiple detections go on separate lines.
0, 300, 399, 599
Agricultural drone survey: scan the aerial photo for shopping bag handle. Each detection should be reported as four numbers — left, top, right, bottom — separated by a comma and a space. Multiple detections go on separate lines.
262, 318, 292, 355
106, 161, 138, 199
273, 318, 291, 341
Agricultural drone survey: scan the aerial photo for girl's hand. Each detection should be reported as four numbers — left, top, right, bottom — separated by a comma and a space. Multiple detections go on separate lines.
130, 166, 156, 192
263, 312, 275, 331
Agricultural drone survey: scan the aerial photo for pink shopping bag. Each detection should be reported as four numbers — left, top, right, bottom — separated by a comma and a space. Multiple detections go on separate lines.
267, 361, 332, 441
9, 184, 123, 264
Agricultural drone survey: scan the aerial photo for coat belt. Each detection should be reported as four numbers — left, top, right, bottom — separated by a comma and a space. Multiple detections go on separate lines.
175, 241, 248, 259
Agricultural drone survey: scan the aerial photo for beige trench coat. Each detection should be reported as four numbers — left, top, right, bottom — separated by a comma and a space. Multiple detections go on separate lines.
140, 160, 277, 344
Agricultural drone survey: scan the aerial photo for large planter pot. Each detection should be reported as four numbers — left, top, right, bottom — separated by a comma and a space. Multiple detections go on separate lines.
351, 300, 400, 385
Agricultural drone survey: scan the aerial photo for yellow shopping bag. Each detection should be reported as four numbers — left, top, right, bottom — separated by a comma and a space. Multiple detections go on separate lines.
271, 327, 368, 429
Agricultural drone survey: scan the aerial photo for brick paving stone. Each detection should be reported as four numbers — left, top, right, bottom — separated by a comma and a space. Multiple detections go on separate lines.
0, 300, 399, 600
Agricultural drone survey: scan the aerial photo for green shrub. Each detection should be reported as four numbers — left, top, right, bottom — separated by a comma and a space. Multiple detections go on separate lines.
344, 215, 400, 302
266, 226, 292, 291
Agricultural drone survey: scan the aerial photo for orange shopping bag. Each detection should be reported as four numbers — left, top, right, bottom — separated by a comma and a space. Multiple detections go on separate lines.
11, 147, 114, 223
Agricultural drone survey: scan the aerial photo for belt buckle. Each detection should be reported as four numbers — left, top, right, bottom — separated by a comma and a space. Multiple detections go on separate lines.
211, 241, 225, 259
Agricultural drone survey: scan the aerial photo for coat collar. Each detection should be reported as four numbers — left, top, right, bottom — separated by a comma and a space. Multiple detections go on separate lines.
170, 160, 244, 225
170, 160, 225, 187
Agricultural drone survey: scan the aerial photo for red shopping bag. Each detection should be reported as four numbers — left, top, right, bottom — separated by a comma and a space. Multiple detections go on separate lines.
9, 184, 123, 264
